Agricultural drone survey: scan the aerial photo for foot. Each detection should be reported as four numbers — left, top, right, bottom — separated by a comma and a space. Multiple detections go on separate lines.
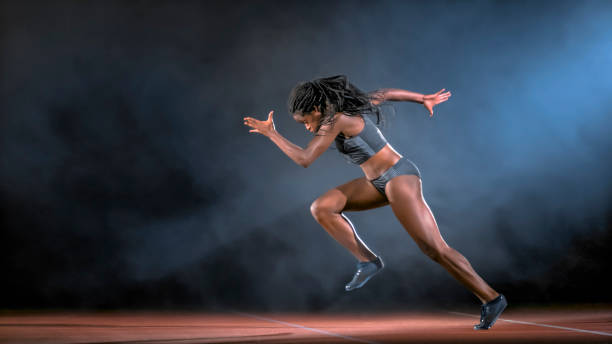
473, 294, 508, 330
345, 257, 384, 291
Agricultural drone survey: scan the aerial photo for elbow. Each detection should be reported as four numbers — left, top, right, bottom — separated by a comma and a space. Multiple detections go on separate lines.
297, 155, 313, 168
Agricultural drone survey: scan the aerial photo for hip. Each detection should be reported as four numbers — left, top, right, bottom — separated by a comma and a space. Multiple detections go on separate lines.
368, 157, 422, 197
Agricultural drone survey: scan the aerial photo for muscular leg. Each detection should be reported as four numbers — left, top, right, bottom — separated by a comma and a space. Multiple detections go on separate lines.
310, 177, 388, 262
386, 175, 499, 304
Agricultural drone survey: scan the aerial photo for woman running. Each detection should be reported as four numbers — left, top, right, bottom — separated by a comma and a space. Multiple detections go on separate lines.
243, 75, 507, 330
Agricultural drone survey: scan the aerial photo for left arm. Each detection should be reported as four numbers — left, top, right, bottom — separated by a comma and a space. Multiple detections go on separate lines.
369, 88, 451, 117
243, 111, 341, 168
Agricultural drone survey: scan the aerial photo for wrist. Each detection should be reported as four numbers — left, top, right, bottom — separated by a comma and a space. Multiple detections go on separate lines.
267, 129, 279, 139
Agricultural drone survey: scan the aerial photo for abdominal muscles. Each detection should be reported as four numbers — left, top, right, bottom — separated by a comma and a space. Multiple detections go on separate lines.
360, 144, 402, 180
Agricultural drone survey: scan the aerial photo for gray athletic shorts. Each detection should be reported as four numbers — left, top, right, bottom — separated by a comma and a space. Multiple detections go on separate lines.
369, 157, 421, 197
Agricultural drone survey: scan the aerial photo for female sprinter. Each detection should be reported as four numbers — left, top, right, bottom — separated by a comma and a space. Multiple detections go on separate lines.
243, 75, 507, 330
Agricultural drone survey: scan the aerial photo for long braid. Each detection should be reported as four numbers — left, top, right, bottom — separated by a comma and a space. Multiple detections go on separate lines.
288, 75, 382, 134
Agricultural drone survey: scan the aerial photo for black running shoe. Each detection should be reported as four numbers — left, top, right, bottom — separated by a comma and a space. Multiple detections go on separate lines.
345, 257, 384, 291
474, 294, 508, 330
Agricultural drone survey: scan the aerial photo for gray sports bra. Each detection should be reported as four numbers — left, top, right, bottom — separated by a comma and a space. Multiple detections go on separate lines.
334, 114, 388, 165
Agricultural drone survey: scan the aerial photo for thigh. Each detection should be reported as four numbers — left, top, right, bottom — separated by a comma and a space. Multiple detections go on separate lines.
385, 175, 447, 248
316, 177, 389, 213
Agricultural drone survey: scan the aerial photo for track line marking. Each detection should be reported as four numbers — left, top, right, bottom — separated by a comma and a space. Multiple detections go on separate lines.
449, 311, 612, 337
234, 311, 380, 344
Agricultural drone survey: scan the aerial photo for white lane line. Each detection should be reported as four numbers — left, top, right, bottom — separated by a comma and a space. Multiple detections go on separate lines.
449, 311, 612, 337
234, 311, 380, 344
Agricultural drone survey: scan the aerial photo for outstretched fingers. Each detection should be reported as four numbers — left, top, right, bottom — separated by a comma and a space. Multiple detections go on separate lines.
244, 111, 275, 135
435, 90, 452, 105
437, 95, 450, 104
243, 116, 261, 133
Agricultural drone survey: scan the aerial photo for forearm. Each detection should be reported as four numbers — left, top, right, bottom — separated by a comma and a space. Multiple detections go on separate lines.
267, 131, 310, 167
377, 88, 425, 104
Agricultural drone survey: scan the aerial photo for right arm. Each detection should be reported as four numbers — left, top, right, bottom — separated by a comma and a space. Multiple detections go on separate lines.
369, 88, 452, 117
370, 88, 426, 104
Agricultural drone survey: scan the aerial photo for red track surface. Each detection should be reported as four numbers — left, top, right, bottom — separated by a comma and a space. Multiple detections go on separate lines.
1, 307, 611, 343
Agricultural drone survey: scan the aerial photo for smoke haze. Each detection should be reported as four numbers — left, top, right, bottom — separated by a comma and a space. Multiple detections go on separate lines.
1, 0, 611, 311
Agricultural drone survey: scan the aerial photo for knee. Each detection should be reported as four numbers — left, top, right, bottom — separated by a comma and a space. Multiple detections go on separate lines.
310, 198, 338, 222
418, 242, 450, 263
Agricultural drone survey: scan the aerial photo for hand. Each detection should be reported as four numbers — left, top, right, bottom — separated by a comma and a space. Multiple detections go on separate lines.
423, 89, 451, 117
244, 110, 276, 137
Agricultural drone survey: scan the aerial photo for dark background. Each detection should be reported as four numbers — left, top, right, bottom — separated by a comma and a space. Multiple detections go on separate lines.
1, 0, 611, 312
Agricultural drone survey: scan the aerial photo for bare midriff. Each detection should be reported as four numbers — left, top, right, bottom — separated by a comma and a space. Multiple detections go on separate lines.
360, 144, 402, 180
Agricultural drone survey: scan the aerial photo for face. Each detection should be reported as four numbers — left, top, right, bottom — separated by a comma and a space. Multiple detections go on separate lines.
293, 109, 322, 133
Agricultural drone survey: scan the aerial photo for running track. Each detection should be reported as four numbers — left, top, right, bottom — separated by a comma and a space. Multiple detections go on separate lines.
1, 307, 611, 343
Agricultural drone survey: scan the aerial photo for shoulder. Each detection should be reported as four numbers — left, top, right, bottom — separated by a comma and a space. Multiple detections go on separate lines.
322, 113, 365, 138
333, 112, 353, 126
334, 112, 366, 127
318, 113, 350, 134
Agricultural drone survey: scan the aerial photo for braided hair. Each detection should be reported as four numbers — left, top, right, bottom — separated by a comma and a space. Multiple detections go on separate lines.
287, 75, 382, 134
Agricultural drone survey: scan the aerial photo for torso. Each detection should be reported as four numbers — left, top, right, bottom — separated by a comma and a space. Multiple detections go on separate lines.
338, 114, 402, 180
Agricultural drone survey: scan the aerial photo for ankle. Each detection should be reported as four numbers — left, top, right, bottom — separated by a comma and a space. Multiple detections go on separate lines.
483, 293, 502, 305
